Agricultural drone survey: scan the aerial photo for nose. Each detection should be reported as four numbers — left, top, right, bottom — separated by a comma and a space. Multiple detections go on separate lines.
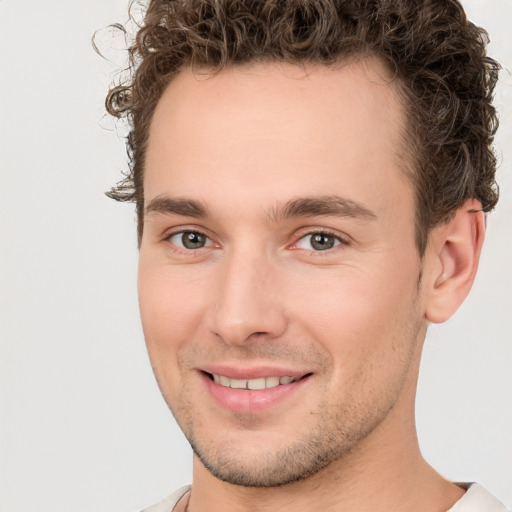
206, 248, 288, 346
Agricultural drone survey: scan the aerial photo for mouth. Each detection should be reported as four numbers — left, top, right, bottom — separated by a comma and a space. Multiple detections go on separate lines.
200, 369, 313, 413
207, 373, 304, 390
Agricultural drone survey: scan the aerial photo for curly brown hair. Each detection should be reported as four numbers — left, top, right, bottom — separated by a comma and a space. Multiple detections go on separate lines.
104, 0, 500, 254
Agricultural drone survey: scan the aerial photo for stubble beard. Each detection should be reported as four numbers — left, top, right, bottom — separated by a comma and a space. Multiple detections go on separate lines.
166, 357, 417, 489
157, 282, 424, 488
187, 404, 392, 488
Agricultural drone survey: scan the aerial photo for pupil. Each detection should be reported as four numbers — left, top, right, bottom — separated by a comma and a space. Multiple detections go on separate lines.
311, 234, 334, 251
182, 232, 206, 249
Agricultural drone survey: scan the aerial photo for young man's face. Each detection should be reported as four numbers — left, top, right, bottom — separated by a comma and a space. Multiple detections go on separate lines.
138, 60, 428, 486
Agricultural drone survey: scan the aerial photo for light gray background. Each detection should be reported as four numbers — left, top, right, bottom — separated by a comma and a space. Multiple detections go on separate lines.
0, 1, 510, 511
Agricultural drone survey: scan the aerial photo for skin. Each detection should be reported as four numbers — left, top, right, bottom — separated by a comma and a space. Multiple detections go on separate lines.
138, 60, 484, 512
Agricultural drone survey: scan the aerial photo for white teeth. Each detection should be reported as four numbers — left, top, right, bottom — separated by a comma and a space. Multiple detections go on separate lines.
247, 378, 266, 390
212, 374, 298, 389
265, 376, 280, 388
230, 379, 247, 389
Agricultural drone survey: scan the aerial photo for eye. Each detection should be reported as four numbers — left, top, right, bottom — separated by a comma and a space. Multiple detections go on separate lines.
295, 232, 343, 251
168, 230, 212, 250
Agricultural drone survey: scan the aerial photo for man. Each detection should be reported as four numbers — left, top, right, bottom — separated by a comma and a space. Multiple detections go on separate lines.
104, 1, 507, 511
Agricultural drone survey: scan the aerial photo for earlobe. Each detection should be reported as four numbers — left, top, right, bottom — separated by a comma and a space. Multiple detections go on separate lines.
424, 200, 486, 324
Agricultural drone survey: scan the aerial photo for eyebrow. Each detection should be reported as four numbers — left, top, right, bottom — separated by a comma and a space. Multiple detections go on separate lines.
144, 194, 377, 222
269, 195, 378, 222
144, 196, 209, 218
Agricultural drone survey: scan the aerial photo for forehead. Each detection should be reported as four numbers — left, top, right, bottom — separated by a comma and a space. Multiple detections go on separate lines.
145, 59, 412, 221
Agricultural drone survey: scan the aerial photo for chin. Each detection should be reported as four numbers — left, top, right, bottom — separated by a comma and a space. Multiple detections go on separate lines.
184, 414, 380, 488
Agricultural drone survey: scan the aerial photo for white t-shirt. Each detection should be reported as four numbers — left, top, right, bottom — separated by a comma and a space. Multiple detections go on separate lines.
140, 483, 508, 512
448, 483, 509, 512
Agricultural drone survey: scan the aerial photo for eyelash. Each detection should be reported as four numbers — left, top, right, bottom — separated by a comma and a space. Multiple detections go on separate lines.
290, 229, 348, 255
163, 227, 348, 256
163, 228, 217, 255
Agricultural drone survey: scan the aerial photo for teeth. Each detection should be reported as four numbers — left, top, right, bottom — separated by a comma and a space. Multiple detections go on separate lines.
247, 378, 266, 390
230, 379, 247, 389
212, 374, 298, 389
265, 376, 280, 388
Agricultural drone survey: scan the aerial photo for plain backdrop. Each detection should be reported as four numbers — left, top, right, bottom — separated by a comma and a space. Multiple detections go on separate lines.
0, 1, 511, 511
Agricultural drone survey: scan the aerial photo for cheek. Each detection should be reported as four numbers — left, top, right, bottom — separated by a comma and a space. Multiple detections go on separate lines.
137, 259, 209, 364
291, 264, 420, 379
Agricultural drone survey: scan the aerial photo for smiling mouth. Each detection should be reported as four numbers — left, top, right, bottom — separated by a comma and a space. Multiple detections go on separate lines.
205, 372, 311, 390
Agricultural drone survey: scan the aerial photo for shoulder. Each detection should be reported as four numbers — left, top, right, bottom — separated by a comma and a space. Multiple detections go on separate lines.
139, 486, 191, 512
448, 483, 509, 512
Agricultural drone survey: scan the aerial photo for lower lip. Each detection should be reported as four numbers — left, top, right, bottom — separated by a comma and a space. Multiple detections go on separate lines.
201, 373, 312, 414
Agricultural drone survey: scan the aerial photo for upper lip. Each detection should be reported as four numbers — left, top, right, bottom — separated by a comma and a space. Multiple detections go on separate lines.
200, 365, 311, 380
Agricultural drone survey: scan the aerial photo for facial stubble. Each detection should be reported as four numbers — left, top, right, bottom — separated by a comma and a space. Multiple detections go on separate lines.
156, 301, 424, 489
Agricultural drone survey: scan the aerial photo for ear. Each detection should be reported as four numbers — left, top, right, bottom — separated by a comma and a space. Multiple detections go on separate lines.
424, 199, 486, 324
